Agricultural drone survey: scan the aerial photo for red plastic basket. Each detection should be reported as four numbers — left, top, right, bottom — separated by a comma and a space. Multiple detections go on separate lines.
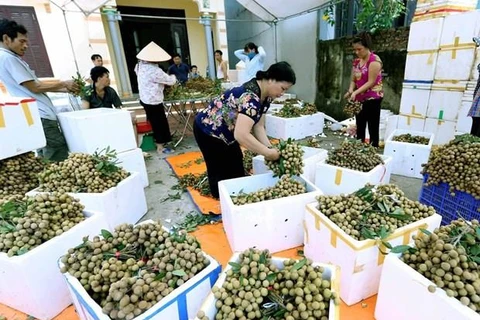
136, 121, 152, 134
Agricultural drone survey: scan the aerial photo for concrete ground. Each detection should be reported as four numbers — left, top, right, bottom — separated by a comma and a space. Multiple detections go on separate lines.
139, 128, 423, 228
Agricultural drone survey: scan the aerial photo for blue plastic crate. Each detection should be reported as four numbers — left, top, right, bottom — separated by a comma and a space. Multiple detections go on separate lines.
419, 174, 480, 225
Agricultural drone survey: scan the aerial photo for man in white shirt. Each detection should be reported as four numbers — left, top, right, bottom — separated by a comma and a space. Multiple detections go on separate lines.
0, 19, 78, 161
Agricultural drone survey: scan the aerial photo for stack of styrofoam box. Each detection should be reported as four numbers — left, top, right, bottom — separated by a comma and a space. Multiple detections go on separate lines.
27, 172, 148, 230
422, 11, 480, 144
195, 253, 341, 320
314, 155, 393, 196
218, 173, 322, 253
265, 112, 325, 140
0, 210, 109, 320
0, 98, 46, 160
58, 108, 149, 187
304, 202, 442, 305
383, 129, 434, 179
414, 0, 478, 22
399, 18, 443, 134
252, 146, 328, 183
375, 255, 480, 320
61, 220, 222, 320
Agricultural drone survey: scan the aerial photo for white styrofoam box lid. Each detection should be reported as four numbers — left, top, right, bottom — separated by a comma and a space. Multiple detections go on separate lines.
440, 10, 480, 46
407, 18, 444, 51
58, 107, 128, 119
386, 129, 435, 148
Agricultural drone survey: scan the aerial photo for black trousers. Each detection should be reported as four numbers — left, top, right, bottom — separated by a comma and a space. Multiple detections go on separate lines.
140, 101, 172, 144
193, 122, 245, 199
471, 117, 480, 137
356, 98, 382, 147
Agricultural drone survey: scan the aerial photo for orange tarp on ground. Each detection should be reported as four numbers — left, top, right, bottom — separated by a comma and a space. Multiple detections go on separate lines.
165, 151, 221, 215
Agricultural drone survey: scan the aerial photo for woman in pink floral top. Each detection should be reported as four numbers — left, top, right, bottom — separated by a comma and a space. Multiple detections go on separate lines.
195, 62, 296, 198
345, 32, 384, 147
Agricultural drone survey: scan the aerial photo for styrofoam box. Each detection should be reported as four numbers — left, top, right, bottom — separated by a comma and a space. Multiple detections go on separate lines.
304, 203, 442, 306
404, 52, 438, 82
274, 93, 297, 102
456, 101, 473, 133
27, 172, 147, 230
383, 129, 434, 179
375, 254, 480, 320
314, 155, 392, 196
407, 18, 444, 51
117, 148, 149, 187
397, 114, 426, 132
62, 222, 222, 320
267, 103, 286, 114
399, 83, 432, 117
423, 118, 456, 145
195, 253, 341, 320
435, 48, 476, 81
0, 211, 108, 320
0, 98, 46, 160
384, 115, 399, 142
265, 112, 325, 140
440, 10, 480, 47
58, 108, 137, 154
427, 89, 463, 121
252, 146, 328, 183
219, 173, 322, 253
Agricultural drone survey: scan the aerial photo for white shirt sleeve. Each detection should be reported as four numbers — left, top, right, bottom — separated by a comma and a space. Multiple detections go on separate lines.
234, 49, 249, 62
257, 46, 267, 61
154, 68, 177, 85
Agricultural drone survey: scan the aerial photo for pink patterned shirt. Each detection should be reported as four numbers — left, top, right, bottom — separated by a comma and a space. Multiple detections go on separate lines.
353, 53, 384, 102
134, 61, 177, 105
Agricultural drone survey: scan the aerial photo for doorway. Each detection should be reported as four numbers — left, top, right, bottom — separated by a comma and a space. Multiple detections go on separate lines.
117, 6, 191, 93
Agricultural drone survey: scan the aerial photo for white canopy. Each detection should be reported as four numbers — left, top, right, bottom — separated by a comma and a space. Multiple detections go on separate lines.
236, 0, 328, 21
49, 0, 112, 16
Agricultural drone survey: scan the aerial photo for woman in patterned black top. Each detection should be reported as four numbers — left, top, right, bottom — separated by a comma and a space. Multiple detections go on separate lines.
194, 62, 296, 198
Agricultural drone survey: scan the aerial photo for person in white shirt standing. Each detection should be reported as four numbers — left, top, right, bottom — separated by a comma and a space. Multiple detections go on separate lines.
134, 41, 177, 154
0, 19, 78, 161
234, 42, 266, 82
214, 50, 228, 81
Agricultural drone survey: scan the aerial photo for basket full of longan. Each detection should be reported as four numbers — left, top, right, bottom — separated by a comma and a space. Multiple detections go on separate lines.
59, 220, 222, 320
220, 139, 322, 253
194, 248, 340, 320
315, 140, 391, 195
28, 149, 148, 229
375, 218, 480, 320
303, 184, 442, 305
0, 193, 110, 320
420, 134, 480, 224
383, 129, 434, 179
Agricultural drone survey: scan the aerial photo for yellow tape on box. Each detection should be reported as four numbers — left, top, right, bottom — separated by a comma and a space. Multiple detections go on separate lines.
0, 100, 35, 128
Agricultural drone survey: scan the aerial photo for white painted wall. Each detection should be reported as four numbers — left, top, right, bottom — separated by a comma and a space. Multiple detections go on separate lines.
277, 12, 318, 102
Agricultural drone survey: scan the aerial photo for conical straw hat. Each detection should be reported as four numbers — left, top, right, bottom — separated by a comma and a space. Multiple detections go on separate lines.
136, 41, 171, 62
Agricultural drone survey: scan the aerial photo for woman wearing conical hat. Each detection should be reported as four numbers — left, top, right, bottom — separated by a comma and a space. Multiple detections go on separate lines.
135, 41, 177, 154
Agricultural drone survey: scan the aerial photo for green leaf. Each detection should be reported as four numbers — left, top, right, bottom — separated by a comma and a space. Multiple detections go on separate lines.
419, 228, 432, 236
379, 226, 390, 240
266, 273, 277, 282
101, 229, 113, 240
292, 258, 307, 271
172, 269, 187, 277
239, 275, 245, 284
389, 213, 412, 221
476, 227, 480, 239
390, 245, 412, 254
95, 162, 104, 170
377, 202, 387, 213
154, 272, 167, 281
228, 262, 242, 272
361, 228, 377, 239
16, 248, 29, 256
381, 241, 392, 249
259, 253, 266, 264
470, 256, 480, 263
